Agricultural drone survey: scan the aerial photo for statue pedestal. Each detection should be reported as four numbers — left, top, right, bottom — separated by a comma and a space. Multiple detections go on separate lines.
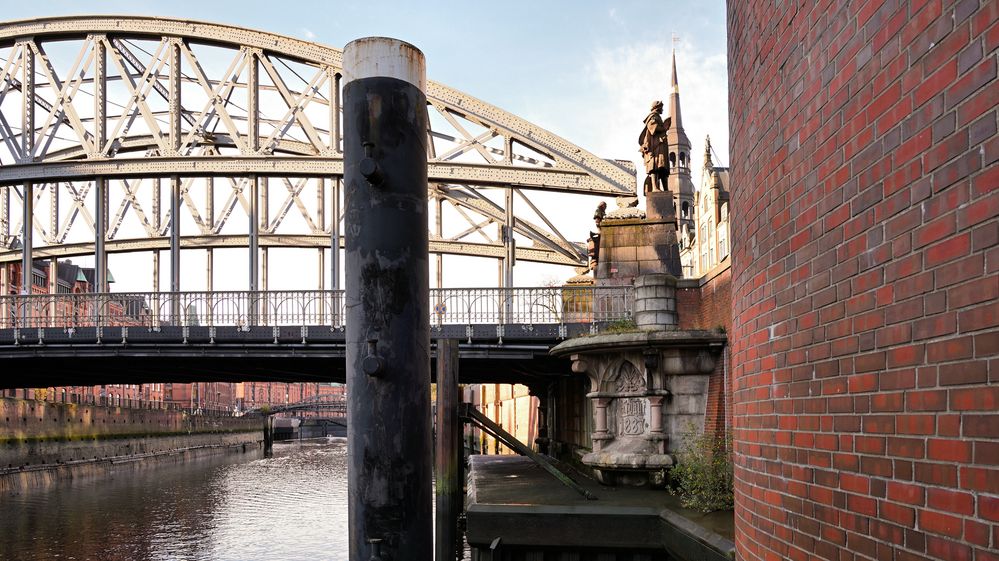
552, 328, 726, 488
645, 190, 676, 222
593, 194, 682, 284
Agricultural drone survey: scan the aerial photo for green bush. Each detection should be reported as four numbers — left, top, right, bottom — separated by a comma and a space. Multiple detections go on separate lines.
668, 428, 734, 513
603, 318, 639, 333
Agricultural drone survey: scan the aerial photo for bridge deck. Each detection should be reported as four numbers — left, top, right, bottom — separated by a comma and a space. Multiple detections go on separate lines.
0, 324, 597, 388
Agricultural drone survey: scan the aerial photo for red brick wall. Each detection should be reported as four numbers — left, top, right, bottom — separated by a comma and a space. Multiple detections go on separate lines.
729, 2, 997, 561
679, 265, 734, 438
678, 264, 733, 332
704, 346, 732, 439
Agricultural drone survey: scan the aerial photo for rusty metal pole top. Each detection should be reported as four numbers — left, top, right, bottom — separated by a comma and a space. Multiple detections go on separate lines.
342, 37, 426, 93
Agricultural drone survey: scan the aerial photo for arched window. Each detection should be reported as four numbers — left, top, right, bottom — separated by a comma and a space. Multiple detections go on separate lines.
681, 201, 690, 218
679, 152, 687, 168
669, 152, 676, 166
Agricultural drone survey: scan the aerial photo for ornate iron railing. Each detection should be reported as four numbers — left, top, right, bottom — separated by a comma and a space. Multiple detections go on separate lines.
0, 287, 633, 330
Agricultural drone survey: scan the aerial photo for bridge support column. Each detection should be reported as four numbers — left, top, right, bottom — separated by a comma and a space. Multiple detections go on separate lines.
170, 174, 181, 321
47, 258, 57, 326
435, 339, 462, 561
331, 177, 341, 326
95, 176, 107, 325
21, 181, 32, 298
95, 179, 107, 293
344, 37, 431, 561
249, 175, 260, 325
0, 263, 8, 327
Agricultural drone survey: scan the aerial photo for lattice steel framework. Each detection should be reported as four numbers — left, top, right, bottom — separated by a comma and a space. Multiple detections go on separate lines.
0, 16, 634, 294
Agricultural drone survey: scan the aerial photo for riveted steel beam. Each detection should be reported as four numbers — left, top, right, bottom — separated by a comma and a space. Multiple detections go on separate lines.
0, 234, 579, 265
0, 157, 619, 194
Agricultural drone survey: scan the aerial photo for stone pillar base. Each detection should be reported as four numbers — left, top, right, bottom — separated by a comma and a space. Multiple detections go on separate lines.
634, 274, 678, 329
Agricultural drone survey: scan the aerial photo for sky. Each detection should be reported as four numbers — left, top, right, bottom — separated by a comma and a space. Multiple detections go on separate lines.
3, 1, 729, 289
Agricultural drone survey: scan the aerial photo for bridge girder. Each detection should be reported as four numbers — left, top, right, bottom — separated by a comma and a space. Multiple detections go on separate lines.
0, 16, 634, 274
0, 233, 580, 266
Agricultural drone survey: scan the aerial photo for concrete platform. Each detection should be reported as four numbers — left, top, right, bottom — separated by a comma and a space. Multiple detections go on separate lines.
465, 455, 734, 560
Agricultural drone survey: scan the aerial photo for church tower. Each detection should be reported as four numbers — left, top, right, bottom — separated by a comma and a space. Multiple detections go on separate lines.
666, 51, 696, 238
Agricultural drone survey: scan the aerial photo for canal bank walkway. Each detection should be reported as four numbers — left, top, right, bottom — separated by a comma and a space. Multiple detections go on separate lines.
466, 455, 735, 560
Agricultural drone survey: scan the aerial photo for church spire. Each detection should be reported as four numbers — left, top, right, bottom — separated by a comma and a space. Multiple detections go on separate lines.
666, 49, 690, 158
666, 48, 696, 227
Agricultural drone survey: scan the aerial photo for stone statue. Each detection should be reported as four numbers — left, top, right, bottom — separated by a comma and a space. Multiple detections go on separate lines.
704, 134, 713, 170
593, 201, 607, 227
639, 100, 671, 193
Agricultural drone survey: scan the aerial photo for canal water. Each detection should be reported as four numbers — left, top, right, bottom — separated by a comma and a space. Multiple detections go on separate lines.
0, 438, 405, 561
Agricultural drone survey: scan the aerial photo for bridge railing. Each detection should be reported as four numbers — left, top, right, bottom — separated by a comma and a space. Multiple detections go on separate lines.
0, 286, 633, 330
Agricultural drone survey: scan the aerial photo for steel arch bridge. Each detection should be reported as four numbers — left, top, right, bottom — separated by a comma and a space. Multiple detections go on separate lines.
0, 16, 635, 293
247, 394, 347, 417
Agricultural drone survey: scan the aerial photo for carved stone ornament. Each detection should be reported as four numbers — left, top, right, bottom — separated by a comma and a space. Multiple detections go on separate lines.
553, 328, 726, 488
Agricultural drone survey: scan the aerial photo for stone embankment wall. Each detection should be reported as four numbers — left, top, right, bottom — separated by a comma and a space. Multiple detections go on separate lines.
0, 398, 261, 493
729, 2, 997, 560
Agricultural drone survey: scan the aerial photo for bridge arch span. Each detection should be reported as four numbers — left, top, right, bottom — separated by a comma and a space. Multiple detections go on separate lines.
0, 16, 635, 287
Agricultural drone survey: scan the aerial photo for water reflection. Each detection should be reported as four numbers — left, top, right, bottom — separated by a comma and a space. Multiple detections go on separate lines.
1, 439, 350, 561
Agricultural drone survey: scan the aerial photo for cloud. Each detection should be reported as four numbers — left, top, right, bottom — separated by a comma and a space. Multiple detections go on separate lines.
302, 28, 317, 40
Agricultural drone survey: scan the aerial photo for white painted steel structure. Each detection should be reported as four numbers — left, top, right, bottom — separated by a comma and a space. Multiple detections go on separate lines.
0, 16, 635, 295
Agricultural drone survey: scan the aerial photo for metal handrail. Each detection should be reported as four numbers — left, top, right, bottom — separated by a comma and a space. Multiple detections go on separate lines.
0, 287, 634, 330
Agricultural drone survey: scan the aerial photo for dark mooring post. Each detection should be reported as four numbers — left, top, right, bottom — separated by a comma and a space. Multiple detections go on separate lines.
263, 415, 274, 458
344, 38, 432, 561
435, 339, 461, 561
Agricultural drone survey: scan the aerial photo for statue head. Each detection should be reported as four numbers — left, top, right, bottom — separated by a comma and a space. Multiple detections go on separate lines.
650, 100, 664, 113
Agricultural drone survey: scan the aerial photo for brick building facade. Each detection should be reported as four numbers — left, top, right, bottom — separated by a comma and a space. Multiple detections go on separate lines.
729, 1, 997, 560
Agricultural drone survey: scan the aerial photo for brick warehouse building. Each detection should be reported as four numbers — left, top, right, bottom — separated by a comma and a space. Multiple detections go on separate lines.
729, 1, 997, 561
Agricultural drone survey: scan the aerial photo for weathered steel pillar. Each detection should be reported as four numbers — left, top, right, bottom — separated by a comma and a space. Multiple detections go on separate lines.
343, 37, 431, 561
435, 339, 462, 561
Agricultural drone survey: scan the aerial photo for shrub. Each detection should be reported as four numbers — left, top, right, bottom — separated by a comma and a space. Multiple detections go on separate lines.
603, 318, 639, 333
668, 428, 734, 513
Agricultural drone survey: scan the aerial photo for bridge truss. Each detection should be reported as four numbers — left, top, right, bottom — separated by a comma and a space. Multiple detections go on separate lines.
0, 16, 635, 295
248, 394, 347, 417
